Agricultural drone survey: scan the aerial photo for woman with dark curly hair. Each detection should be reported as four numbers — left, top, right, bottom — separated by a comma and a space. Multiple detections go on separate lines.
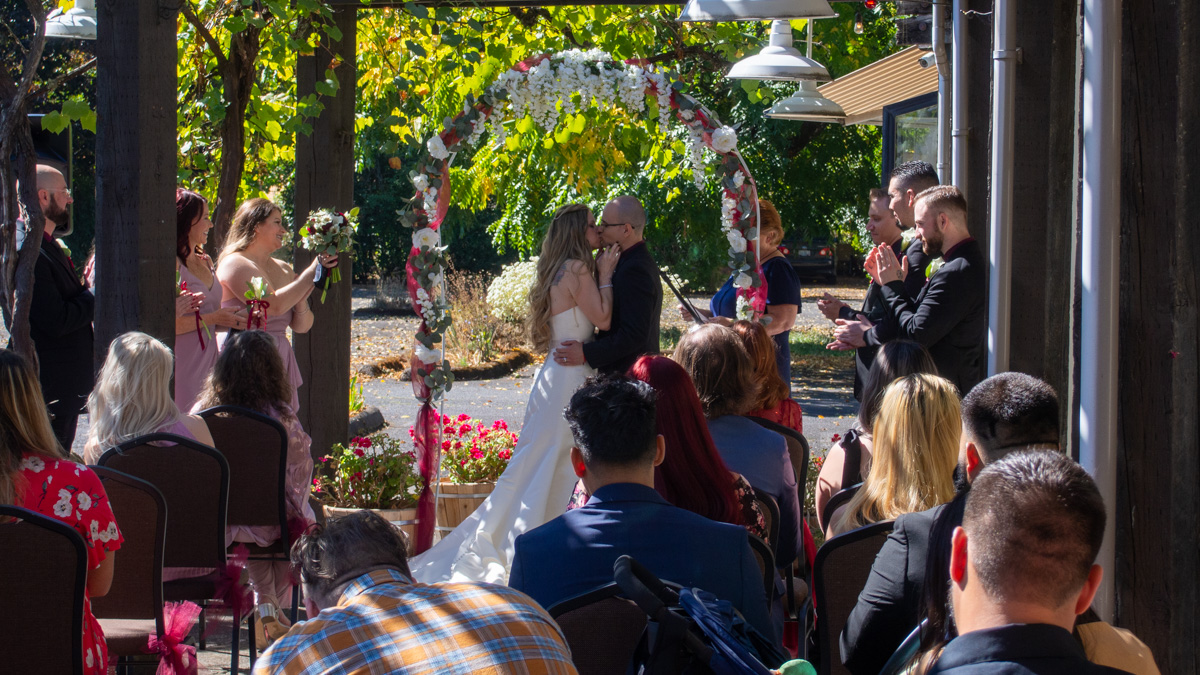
195, 330, 316, 645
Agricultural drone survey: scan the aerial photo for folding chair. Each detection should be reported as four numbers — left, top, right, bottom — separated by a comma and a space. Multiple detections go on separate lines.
820, 482, 863, 535
0, 505, 88, 675
549, 583, 650, 675
811, 520, 894, 675
89, 467, 168, 673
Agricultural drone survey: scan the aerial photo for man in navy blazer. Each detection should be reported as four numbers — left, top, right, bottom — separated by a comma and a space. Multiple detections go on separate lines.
508, 374, 775, 642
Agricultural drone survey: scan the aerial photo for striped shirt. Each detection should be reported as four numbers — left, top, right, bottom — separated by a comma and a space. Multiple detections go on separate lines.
253, 569, 578, 675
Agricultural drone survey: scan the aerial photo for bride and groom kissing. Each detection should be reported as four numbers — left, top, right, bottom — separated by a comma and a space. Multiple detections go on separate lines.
408, 195, 664, 583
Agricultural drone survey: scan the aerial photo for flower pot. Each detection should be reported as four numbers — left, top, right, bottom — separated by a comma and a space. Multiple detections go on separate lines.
324, 505, 419, 554
436, 481, 495, 534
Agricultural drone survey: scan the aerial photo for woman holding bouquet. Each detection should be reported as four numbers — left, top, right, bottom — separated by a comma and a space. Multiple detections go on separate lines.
174, 189, 247, 411
215, 198, 338, 412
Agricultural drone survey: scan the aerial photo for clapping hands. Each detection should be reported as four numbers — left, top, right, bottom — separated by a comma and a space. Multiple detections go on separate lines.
826, 316, 874, 351
817, 292, 846, 321
865, 244, 908, 286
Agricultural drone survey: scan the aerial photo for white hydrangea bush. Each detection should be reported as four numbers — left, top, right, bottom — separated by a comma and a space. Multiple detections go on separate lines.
487, 258, 540, 323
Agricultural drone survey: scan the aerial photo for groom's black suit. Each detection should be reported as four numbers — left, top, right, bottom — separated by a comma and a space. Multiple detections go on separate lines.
582, 241, 662, 374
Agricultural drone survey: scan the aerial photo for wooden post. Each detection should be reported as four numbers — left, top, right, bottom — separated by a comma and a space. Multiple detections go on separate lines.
93, 0, 177, 359
293, 6, 357, 459
1116, 1, 1200, 670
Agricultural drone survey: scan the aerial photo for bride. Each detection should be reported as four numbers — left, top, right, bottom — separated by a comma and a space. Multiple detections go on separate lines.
409, 203, 620, 583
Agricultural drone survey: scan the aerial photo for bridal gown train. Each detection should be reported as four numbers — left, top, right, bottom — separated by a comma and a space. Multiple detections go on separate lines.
408, 307, 596, 584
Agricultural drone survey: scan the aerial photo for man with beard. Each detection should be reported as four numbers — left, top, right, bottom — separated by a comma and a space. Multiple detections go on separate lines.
841, 185, 985, 394
819, 188, 929, 400
26, 164, 93, 447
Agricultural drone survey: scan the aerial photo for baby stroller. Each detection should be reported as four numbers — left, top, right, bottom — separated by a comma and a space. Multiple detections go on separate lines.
613, 555, 790, 675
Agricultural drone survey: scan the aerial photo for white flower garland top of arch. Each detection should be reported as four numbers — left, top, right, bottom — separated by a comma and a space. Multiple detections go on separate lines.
399, 49, 769, 405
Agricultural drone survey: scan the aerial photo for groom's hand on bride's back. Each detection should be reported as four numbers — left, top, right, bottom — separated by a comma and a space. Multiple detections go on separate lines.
553, 340, 586, 366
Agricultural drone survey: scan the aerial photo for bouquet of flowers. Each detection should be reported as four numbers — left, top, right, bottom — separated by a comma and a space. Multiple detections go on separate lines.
299, 207, 359, 303
427, 414, 518, 484
177, 270, 213, 350
244, 276, 270, 330
313, 435, 423, 510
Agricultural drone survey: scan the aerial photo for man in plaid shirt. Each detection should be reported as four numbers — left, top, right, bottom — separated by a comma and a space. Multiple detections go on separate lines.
254, 510, 577, 675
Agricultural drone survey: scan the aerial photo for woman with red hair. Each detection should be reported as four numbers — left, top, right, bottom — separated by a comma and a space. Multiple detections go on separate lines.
731, 320, 803, 435
567, 356, 767, 543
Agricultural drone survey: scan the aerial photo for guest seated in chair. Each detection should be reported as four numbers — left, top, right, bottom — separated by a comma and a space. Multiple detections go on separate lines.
826, 374, 959, 539
253, 510, 575, 675
926, 451, 1130, 674
195, 330, 317, 644
82, 331, 214, 464
731, 320, 803, 436
509, 374, 775, 642
673, 324, 802, 571
0, 350, 123, 675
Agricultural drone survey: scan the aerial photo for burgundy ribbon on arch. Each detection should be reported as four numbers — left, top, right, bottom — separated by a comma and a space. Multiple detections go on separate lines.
405, 246, 444, 554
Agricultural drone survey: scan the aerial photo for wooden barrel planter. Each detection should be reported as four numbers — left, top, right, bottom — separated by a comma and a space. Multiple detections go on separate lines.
436, 482, 495, 534
324, 505, 419, 554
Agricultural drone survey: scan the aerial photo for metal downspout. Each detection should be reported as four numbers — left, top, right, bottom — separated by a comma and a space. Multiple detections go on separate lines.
1080, 0, 1121, 622
932, 1, 950, 180
951, 0, 968, 192
987, 0, 1016, 375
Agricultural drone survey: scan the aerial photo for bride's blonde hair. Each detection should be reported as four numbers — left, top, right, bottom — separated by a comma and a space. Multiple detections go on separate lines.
527, 204, 596, 352
85, 332, 182, 463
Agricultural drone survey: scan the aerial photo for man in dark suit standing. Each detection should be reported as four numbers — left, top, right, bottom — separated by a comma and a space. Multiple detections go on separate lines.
839, 185, 986, 395
26, 165, 93, 448
553, 195, 662, 373
819, 186, 929, 400
508, 374, 775, 642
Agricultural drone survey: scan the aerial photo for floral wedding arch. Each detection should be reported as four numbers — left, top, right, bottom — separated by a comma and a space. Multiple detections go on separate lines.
399, 49, 768, 552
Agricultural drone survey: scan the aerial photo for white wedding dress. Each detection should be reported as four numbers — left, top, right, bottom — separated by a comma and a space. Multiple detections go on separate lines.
408, 306, 596, 584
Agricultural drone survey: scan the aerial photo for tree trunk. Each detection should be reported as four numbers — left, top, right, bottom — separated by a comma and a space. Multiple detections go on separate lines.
0, 113, 45, 367
210, 26, 262, 249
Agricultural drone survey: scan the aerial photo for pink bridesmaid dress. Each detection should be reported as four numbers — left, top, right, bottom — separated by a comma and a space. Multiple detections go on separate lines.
175, 263, 222, 411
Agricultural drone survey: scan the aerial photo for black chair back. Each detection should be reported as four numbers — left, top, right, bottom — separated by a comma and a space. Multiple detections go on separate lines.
0, 505, 87, 675
549, 583, 648, 675
196, 405, 289, 552
821, 482, 863, 534
747, 416, 810, 497
751, 487, 780, 559
746, 534, 776, 601
89, 467, 166, 627
812, 520, 894, 675
98, 433, 228, 569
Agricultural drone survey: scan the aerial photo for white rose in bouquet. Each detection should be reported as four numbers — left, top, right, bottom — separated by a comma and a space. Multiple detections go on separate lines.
727, 230, 747, 253
710, 126, 738, 154
427, 135, 450, 160
412, 228, 440, 250
733, 272, 753, 289
412, 174, 430, 192
413, 341, 443, 364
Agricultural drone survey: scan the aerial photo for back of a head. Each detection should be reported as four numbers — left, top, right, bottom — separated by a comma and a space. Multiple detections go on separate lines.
889, 161, 940, 194
757, 199, 784, 244
564, 374, 658, 468
198, 330, 291, 416
673, 324, 758, 418
0, 350, 64, 501
858, 340, 938, 432
962, 372, 1060, 462
731, 320, 788, 409
88, 332, 180, 449
914, 185, 968, 225
292, 509, 410, 606
629, 356, 740, 525
964, 450, 1105, 609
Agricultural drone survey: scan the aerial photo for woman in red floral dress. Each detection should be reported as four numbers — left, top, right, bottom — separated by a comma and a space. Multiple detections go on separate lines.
0, 350, 123, 675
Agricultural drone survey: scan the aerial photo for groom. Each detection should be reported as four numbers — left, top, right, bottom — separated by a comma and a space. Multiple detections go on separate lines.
553, 196, 662, 373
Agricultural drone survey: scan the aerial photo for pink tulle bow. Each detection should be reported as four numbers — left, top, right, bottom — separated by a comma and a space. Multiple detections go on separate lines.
146, 601, 202, 675
214, 544, 254, 622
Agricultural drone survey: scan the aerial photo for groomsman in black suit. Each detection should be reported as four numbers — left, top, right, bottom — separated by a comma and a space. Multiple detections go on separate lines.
26, 165, 94, 448
553, 195, 662, 374
838, 185, 986, 394
819, 186, 930, 400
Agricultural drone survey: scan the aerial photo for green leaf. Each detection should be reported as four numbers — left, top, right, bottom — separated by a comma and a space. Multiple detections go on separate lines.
324, 24, 343, 42
39, 111, 68, 134
404, 2, 429, 19
223, 15, 248, 33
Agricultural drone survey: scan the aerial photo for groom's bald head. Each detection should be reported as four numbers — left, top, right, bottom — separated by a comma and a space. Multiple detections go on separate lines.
603, 196, 647, 233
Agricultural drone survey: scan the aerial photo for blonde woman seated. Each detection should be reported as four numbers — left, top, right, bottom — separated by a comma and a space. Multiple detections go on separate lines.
83, 331, 214, 464
815, 340, 937, 532
826, 373, 960, 539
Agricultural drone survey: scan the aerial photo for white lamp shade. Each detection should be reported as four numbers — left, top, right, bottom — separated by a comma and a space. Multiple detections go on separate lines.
765, 80, 846, 122
678, 0, 837, 22
46, 0, 97, 40
726, 20, 831, 81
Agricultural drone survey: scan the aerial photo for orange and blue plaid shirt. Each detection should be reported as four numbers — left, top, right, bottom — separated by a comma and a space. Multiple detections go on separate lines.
253, 568, 578, 675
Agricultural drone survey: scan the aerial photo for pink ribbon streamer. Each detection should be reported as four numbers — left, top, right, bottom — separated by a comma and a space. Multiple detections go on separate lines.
246, 299, 270, 331
213, 544, 253, 623
146, 601, 202, 675
180, 281, 206, 351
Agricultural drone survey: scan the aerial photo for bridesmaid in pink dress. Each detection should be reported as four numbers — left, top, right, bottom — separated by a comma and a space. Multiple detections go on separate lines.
174, 190, 246, 411
214, 198, 338, 413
